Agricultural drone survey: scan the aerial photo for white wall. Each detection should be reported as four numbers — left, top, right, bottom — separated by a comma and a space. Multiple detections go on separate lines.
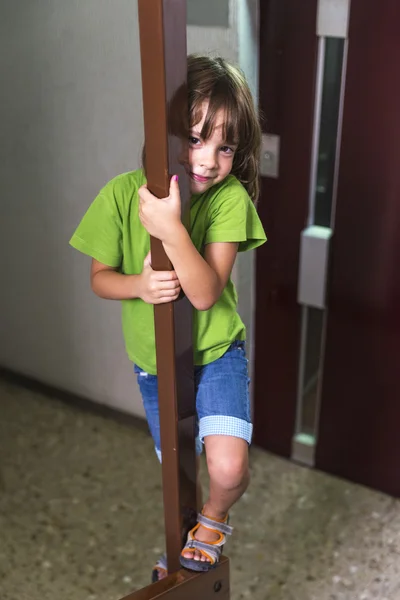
236, 0, 260, 393
0, 0, 258, 417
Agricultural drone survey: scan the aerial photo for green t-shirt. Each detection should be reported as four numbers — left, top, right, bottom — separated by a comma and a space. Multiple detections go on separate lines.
70, 169, 266, 374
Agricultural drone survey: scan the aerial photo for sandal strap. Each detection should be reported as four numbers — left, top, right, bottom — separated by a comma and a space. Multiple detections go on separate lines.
198, 513, 233, 536
154, 554, 167, 571
186, 539, 223, 564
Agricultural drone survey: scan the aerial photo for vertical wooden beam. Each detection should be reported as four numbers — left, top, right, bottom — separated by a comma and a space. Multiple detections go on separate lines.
138, 0, 197, 575
120, 2, 231, 597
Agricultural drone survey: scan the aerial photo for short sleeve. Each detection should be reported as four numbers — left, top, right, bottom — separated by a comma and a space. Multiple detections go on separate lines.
204, 178, 267, 253
69, 185, 123, 267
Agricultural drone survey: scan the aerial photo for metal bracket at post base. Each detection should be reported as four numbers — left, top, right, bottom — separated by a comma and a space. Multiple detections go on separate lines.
120, 558, 230, 600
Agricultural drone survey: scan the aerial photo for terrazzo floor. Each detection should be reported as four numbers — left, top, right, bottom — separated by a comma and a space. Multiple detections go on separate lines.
1, 377, 400, 600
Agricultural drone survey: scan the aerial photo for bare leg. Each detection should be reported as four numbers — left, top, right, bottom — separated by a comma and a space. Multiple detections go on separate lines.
182, 435, 249, 563
196, 456, 203, 510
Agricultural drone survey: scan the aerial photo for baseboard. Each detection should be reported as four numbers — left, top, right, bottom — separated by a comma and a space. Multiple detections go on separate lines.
0, 366, 149, 434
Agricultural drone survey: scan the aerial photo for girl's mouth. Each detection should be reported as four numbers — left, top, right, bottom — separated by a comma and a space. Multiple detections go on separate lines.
190, 172, 211, 184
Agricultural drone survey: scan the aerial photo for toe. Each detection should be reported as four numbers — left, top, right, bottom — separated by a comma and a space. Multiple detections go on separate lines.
181, 545, 212, 564
156, 568, 167, 581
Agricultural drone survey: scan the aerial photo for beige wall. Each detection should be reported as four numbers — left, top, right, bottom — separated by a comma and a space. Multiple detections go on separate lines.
0, 0, 258, 416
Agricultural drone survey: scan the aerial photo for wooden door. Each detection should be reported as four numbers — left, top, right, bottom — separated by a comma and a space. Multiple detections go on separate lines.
254, 0, 400, 498
315, 0, 400, 497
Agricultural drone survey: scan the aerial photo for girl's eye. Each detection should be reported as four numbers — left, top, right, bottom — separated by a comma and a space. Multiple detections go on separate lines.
189, 136, 200, 145
220, 146, 234, 155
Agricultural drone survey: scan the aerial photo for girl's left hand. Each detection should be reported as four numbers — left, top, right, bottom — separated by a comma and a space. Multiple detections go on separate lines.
139, 176, 183, 243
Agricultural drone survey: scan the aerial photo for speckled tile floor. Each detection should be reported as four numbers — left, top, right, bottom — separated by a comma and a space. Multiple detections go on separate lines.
1, 378, 400, 600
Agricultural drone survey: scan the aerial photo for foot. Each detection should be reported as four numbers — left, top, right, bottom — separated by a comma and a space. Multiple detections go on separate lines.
154, 567, 168, 581
153, 523, 219, 578
180, 512, 233, 572
152, 555, 168, 582
181, 523, 221, 563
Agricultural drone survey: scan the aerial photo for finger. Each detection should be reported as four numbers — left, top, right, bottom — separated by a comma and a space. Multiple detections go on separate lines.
169, 175, 182, 207
157, 287, 181, 298
139, 185, 155, 202
154, 270, 179, 282
143, 251, 152, 267
157, 294, 180, 304
156, 280, 181, 291
169, 174, 180, 195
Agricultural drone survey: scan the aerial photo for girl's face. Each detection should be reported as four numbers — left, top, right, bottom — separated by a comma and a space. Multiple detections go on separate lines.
184, 101, 238, 194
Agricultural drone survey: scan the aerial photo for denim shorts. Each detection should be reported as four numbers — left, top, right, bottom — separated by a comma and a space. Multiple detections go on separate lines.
134, 341, 252, 462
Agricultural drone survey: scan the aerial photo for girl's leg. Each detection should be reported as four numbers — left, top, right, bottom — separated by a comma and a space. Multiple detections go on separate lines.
204, 435, 249, 517
182, 341, 252, 565
196, 455, 204, 510
181, 434, 249, 563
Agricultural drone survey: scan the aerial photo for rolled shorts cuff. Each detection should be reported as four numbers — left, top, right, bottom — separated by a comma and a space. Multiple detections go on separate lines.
199, 416, 253, 445
155, 436, 203, 463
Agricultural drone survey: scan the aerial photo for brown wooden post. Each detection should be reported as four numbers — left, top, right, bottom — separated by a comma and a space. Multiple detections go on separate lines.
118, 2, 230, 599
138, 0, 197, 574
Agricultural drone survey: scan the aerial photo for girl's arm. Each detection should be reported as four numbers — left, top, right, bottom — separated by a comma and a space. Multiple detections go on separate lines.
90, 257, 181, 304
138, 177, 238, 310
162, 232, 238, 311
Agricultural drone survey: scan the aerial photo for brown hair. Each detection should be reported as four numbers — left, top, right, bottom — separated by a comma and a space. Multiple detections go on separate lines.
187, 54, 261, 203
142, 54, 262, 203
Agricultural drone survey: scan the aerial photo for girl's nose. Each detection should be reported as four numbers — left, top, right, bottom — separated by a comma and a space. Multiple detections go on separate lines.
199, 149, 218, 170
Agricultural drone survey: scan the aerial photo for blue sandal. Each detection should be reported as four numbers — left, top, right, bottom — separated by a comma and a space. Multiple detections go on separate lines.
179, 512, 233, 572
151, 554, 167, 583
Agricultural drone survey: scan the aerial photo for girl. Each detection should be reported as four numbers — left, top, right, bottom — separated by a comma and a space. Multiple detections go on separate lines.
70, 54, 266, 578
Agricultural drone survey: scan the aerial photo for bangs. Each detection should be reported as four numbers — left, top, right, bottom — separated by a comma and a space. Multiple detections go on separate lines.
190, 87, 240, 145
186, 54, 262, 202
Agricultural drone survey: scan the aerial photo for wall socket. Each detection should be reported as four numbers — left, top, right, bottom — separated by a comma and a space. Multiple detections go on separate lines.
187, 0, 229, 27
260, 134, 280, 178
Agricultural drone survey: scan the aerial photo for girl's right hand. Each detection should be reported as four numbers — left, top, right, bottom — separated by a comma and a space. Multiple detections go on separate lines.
138, 253, 181, 304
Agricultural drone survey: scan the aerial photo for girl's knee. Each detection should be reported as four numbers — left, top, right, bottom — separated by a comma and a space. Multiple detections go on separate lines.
210, 455, 249, 491
206, 437, 249, 490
